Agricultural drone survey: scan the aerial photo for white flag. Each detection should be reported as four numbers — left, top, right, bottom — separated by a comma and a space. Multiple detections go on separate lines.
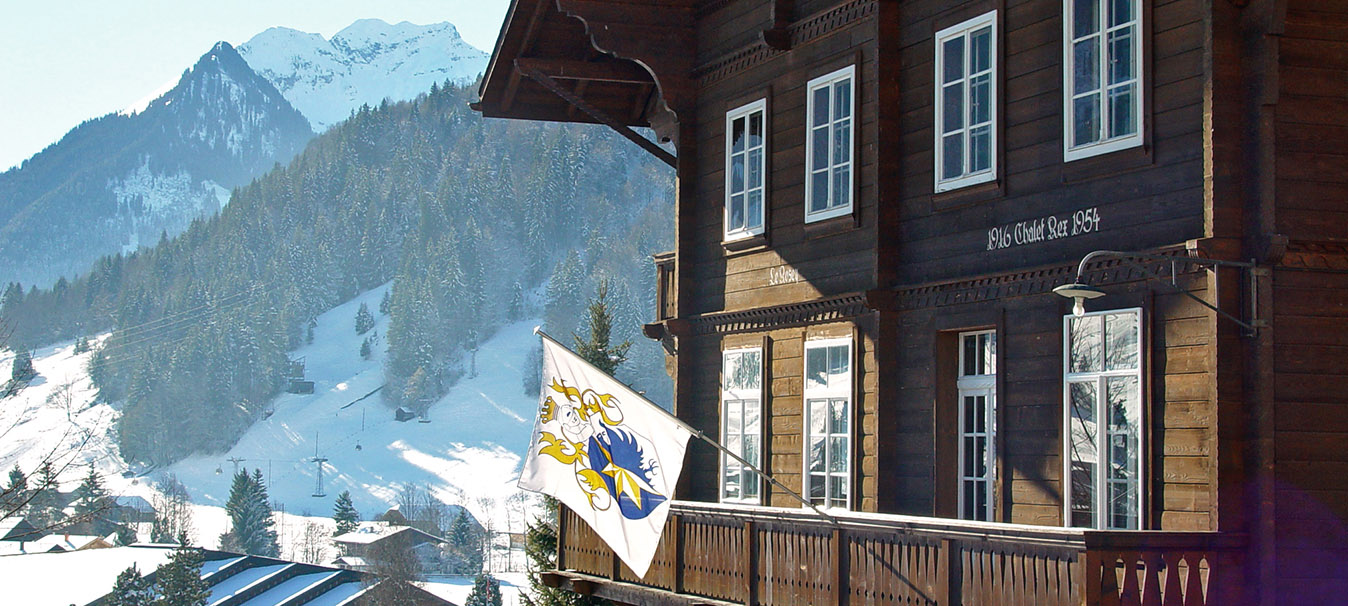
518, 333, 691, 578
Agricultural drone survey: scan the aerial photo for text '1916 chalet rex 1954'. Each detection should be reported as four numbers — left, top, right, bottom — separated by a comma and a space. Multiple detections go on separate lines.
473, 0, 1348, 604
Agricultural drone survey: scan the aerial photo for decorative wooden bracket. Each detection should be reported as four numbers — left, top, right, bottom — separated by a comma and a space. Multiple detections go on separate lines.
517, 60, 677, 168
761, 0, 795, 50
554, 0, 697, 143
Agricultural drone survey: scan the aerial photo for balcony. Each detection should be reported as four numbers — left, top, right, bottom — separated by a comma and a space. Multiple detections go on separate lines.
545, 501, 1245, 606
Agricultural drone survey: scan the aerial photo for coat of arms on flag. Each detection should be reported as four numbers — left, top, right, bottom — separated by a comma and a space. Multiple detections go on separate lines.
518, 331, 691, 578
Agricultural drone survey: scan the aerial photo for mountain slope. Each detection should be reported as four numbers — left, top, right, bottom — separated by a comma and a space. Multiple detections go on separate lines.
239, 20, 489, 132
0, 42, 314, 287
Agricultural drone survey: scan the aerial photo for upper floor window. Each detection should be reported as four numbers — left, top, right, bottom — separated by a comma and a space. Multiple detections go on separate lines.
726, 99, 767, 240
935, 13, 998, 192
804, 337, 852, 509
958, 330, 996, 521
805, 66, 855, 222
1064, 308, 1143, 529
721, 348, 763, 504
1064, 0, 1143, 161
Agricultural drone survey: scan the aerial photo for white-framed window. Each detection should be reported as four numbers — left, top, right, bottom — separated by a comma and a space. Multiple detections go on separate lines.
725, 99, 768, 240
958, 330, 996, 521
1063, 308, 1143, 529
805, 65, 855, 223
803, 337, 852, 509
935, 12, 998, 192
721, 348, 763, 503
1063, 0, 1144, 161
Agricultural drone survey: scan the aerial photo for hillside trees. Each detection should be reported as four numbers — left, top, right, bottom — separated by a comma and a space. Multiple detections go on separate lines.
2, 81, 675, 465
219, 469, 278, 556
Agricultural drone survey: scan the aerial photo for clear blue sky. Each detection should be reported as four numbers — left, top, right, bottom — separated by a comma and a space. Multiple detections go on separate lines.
0, 0, 511, 171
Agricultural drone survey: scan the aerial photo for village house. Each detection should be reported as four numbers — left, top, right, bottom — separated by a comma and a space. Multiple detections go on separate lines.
475, 0, 1348, 604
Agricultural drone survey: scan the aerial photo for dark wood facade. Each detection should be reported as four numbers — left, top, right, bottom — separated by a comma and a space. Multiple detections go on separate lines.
477, 0, 1348, 604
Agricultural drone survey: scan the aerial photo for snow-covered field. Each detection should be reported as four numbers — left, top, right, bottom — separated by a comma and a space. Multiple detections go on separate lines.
0, 283, 542, 556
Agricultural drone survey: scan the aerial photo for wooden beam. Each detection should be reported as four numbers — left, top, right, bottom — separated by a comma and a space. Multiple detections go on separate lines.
517, 61, 677, 168
515, 57, 652, 83
760, 0, 794, 49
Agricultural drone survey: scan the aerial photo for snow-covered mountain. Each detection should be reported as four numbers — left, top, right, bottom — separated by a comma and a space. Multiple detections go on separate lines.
239, 20, 489, 131
0, 42, 313, 287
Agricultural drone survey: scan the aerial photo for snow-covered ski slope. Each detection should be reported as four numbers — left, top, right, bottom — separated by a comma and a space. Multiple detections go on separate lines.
0, 282, 541, 534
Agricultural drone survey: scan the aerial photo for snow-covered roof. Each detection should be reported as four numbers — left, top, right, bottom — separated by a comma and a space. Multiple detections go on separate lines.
332, 524, 443, 545
113, 495, 155, 512
0, 545, 175, 606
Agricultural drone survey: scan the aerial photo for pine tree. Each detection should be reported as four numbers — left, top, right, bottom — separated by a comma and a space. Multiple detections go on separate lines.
2, 464, 25, 511
74, 465, 108, 521
508, 281, 523, 321
355, 302, 375, 335
360, 337, 372, 360
379, 289, 392, 315
444, 509, 483, 574
154, 535, 210, 606
332, 490, 360, 536
107, 564, 154, 606
466, 573, 503, 606
29, 461, 61, 529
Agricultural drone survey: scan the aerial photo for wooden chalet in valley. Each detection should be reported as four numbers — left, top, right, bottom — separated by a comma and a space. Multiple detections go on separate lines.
475, 0, 1348, 604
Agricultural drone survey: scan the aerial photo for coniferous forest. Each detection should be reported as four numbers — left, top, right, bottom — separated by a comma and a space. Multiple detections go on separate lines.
0, 81, 674, 466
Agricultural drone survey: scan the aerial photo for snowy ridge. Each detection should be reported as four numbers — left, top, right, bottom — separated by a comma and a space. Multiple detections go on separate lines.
239, 20, 489, 131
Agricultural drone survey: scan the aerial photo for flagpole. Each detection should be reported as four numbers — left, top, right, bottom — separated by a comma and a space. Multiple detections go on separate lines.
535, 327, 840, 527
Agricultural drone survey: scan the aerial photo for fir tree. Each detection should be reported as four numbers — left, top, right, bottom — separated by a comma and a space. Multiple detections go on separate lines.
332, 490, 360, 536
74, 335, 91, 354
219, 469, 278, 556
74, 465, 108, 521
154, 535, 210, 606
359, 337, 372, 360
29, 461, 61, 529
2, 464, 25, 510
355, 302, 375, 335
508, 281, 523, 321
444, 508, 483, 574
107, 564, 154, 606
10, 348, 34, 382
466, 573, 503, 606
379, 289, 392, 315
572, 279, 631, 376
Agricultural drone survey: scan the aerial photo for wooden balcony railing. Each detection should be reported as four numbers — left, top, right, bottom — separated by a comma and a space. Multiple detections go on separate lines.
554, 501, 1246, 606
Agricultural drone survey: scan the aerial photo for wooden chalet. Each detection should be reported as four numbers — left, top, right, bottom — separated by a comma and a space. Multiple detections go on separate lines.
475, 0, 1348, 604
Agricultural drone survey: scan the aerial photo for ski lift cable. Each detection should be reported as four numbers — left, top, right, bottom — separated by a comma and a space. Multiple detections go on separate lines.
95, 286, 270, 354
100, 283, 270, 341
91, 293, 274, 364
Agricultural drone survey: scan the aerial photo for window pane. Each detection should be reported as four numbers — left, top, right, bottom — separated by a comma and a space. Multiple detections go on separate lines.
809, 474, 825, 500
973, 395, 986, 432
745, 400, 760, 432
748, 112, 763, 147
943, 134, 964, 180
743, 467, 758, 498
970, 126, 992, 173
1108, 84, 1137, 139
829, 437, 847, 472
747, 191, 763, 230
809, 399, 827, 435
963, 436, 977, 477
809, 437, 825, 472
828, 345, 848, 378
748, 148, 762, 189
982, 333, 997, 374
723, 465, 739, 498
729, 194, 745, 231
812, 126, 829, 172
830, 397, 848, 434
943, 38, 965, 84
1104, 312, 1139, 371
1074, 95, 1101, 147
963, 482, 976, 519
731, 116, 746, 154
1108, 28, 1135, 85
1106, 376, 1139, 468
1109, 0, 1134, 28
962, 335, 977, 376
806, 348, 828, 389
974, 436, 987, 476
744, 435, 760, 469
834, 79, 851, 119
829, 476, 846, 500
811, 172, 829, 212
1074, 0, 1099, 39
971, 27, 992, 73
1069, 380, 1099, 527
943, 83, 965, 134
1074, 39, 1100, 95
725, 399, 742, 431
812, 87, 830, 127
1070, 315, 1102, 373
833, 118, 851, 166
970, 75, 991, 125
963, 396, 977, 434
731, 156, 745, 194
832, 166, 850, 210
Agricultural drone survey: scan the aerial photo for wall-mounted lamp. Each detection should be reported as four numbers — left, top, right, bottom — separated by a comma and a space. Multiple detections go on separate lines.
1052, 282, 1107, 317
1054, 249, 1265, 335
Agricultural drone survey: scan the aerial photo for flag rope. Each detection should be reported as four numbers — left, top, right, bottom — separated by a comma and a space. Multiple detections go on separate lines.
534, 327, 840, 527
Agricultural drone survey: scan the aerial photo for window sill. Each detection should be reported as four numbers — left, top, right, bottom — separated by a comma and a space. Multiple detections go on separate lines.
723, 232, 769, 253
803, 213, 858, 239
932, 179, 1003, 213
1061, 141, 1153, 184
